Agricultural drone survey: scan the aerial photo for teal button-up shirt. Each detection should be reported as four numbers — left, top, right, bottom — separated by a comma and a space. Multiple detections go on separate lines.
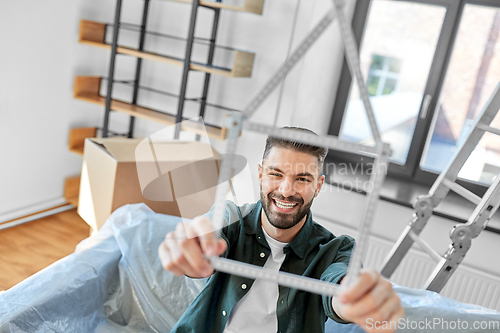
172, 200, 354, 333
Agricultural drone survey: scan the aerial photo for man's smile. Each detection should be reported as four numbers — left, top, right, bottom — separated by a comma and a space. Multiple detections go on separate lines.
271, 198, 300, 213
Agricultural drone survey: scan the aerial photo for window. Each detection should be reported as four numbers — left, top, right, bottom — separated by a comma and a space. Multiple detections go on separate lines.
367, 55, 401, 97
421, 4, 500, 184
329, 0, 500, 194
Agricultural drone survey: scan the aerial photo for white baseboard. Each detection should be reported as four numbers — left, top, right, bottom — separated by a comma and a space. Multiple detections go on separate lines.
0, 197, 67, 224
0, 204, 75, 231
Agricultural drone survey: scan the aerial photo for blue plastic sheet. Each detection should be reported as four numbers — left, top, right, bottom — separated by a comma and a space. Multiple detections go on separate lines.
1, 204, 499, 332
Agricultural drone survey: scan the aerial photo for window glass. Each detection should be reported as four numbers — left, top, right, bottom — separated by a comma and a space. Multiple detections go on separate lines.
367, 54, 401, 96
421, 5, 500, 184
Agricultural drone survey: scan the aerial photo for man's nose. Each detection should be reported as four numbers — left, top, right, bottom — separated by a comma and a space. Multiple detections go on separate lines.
277, 177, 295, 197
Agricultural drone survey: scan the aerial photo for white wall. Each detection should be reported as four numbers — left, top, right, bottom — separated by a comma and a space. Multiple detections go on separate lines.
0, 0, 353, 220
0, 1, 102, 220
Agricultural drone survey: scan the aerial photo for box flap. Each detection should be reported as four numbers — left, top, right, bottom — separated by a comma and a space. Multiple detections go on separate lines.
89, 138, 143, 162
91, 138, 221, 163
135, 139, 221, 162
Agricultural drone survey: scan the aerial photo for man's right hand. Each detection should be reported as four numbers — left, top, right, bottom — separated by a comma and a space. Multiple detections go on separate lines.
158, 216, 227, 278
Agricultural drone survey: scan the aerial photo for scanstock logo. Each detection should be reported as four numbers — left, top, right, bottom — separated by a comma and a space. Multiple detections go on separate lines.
134, 117, 248, 221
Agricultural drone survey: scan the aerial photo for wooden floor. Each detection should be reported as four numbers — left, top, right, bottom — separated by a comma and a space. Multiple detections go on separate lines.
0, 209, 90, 291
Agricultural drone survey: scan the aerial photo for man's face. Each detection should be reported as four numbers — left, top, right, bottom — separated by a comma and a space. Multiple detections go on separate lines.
259, 147, 325, 230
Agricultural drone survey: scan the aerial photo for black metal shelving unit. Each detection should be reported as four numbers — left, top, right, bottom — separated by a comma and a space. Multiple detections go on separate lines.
100, 0, 244, 140
67, 0, 261, 211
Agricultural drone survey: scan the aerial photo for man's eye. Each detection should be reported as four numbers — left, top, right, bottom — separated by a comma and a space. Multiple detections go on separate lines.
298, 177, 311, 182
270, 173, 281, 177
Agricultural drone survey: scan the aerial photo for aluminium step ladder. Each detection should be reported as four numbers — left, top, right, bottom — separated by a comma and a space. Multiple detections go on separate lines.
380, 82, 500, 293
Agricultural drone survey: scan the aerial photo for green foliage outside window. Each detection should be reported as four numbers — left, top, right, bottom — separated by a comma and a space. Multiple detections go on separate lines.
367, 54, 402, 96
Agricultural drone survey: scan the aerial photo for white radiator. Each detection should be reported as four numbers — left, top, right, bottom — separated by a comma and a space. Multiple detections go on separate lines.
317, 216, 500, 312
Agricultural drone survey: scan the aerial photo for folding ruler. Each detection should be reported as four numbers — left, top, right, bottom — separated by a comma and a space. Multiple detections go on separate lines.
204, 0, 392, 297
381, 83, 500, 293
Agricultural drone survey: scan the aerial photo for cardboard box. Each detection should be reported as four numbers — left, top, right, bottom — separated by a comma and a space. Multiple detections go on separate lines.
78, 137, 222, 231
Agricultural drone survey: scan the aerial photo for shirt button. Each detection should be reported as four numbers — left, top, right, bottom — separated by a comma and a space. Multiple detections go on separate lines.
281, 300, 284, 304
222, 311, 227, 316
241, 284, 247, 290
260, 252, 265, 258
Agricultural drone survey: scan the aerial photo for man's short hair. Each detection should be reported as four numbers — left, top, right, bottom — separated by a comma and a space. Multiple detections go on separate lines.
262, 127, 329, 172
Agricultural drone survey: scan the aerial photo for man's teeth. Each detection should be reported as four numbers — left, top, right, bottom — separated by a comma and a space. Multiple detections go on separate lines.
274, 199, 297, 209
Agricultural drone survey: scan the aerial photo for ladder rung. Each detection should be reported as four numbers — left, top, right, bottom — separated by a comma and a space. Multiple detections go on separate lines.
408, 230, 442, 263
442, 178, 481, 205
477, 123, 500, 136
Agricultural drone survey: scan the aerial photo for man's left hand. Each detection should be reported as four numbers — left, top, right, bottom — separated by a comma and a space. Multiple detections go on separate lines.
332, 269, 404, 333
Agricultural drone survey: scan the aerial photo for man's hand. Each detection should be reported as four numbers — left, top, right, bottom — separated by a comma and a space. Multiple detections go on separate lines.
158, 216, 227, 278
333, 269, 404, 333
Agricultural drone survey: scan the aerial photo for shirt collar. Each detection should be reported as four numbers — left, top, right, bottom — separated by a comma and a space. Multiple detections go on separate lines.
244, 200, 313, 259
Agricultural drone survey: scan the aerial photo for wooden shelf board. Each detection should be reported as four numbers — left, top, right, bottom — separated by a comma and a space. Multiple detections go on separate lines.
163, 0, 264, 15
79, 20, 254, 78
68, 127, 97, 156
64, 176, 81, 207
69, 147, 84, 156
74, 76, 228, 140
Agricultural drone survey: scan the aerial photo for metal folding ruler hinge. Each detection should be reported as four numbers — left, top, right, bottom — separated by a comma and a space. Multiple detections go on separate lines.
380, 83, 500, 293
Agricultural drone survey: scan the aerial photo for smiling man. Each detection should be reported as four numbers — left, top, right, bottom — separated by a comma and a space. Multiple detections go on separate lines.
159, 127, 404, 333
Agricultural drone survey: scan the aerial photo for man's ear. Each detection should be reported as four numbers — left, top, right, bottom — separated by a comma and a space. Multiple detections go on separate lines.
315, 174, 325, 197
258, 164, 263, 180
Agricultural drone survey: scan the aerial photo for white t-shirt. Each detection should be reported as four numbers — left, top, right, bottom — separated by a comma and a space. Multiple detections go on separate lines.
223, 228, 288, 333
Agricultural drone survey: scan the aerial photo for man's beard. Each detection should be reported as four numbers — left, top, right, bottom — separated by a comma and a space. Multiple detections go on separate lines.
260, 187, 314, 230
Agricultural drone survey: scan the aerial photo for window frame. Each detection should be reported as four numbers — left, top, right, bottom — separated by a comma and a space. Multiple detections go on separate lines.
327, 0, 500, 197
